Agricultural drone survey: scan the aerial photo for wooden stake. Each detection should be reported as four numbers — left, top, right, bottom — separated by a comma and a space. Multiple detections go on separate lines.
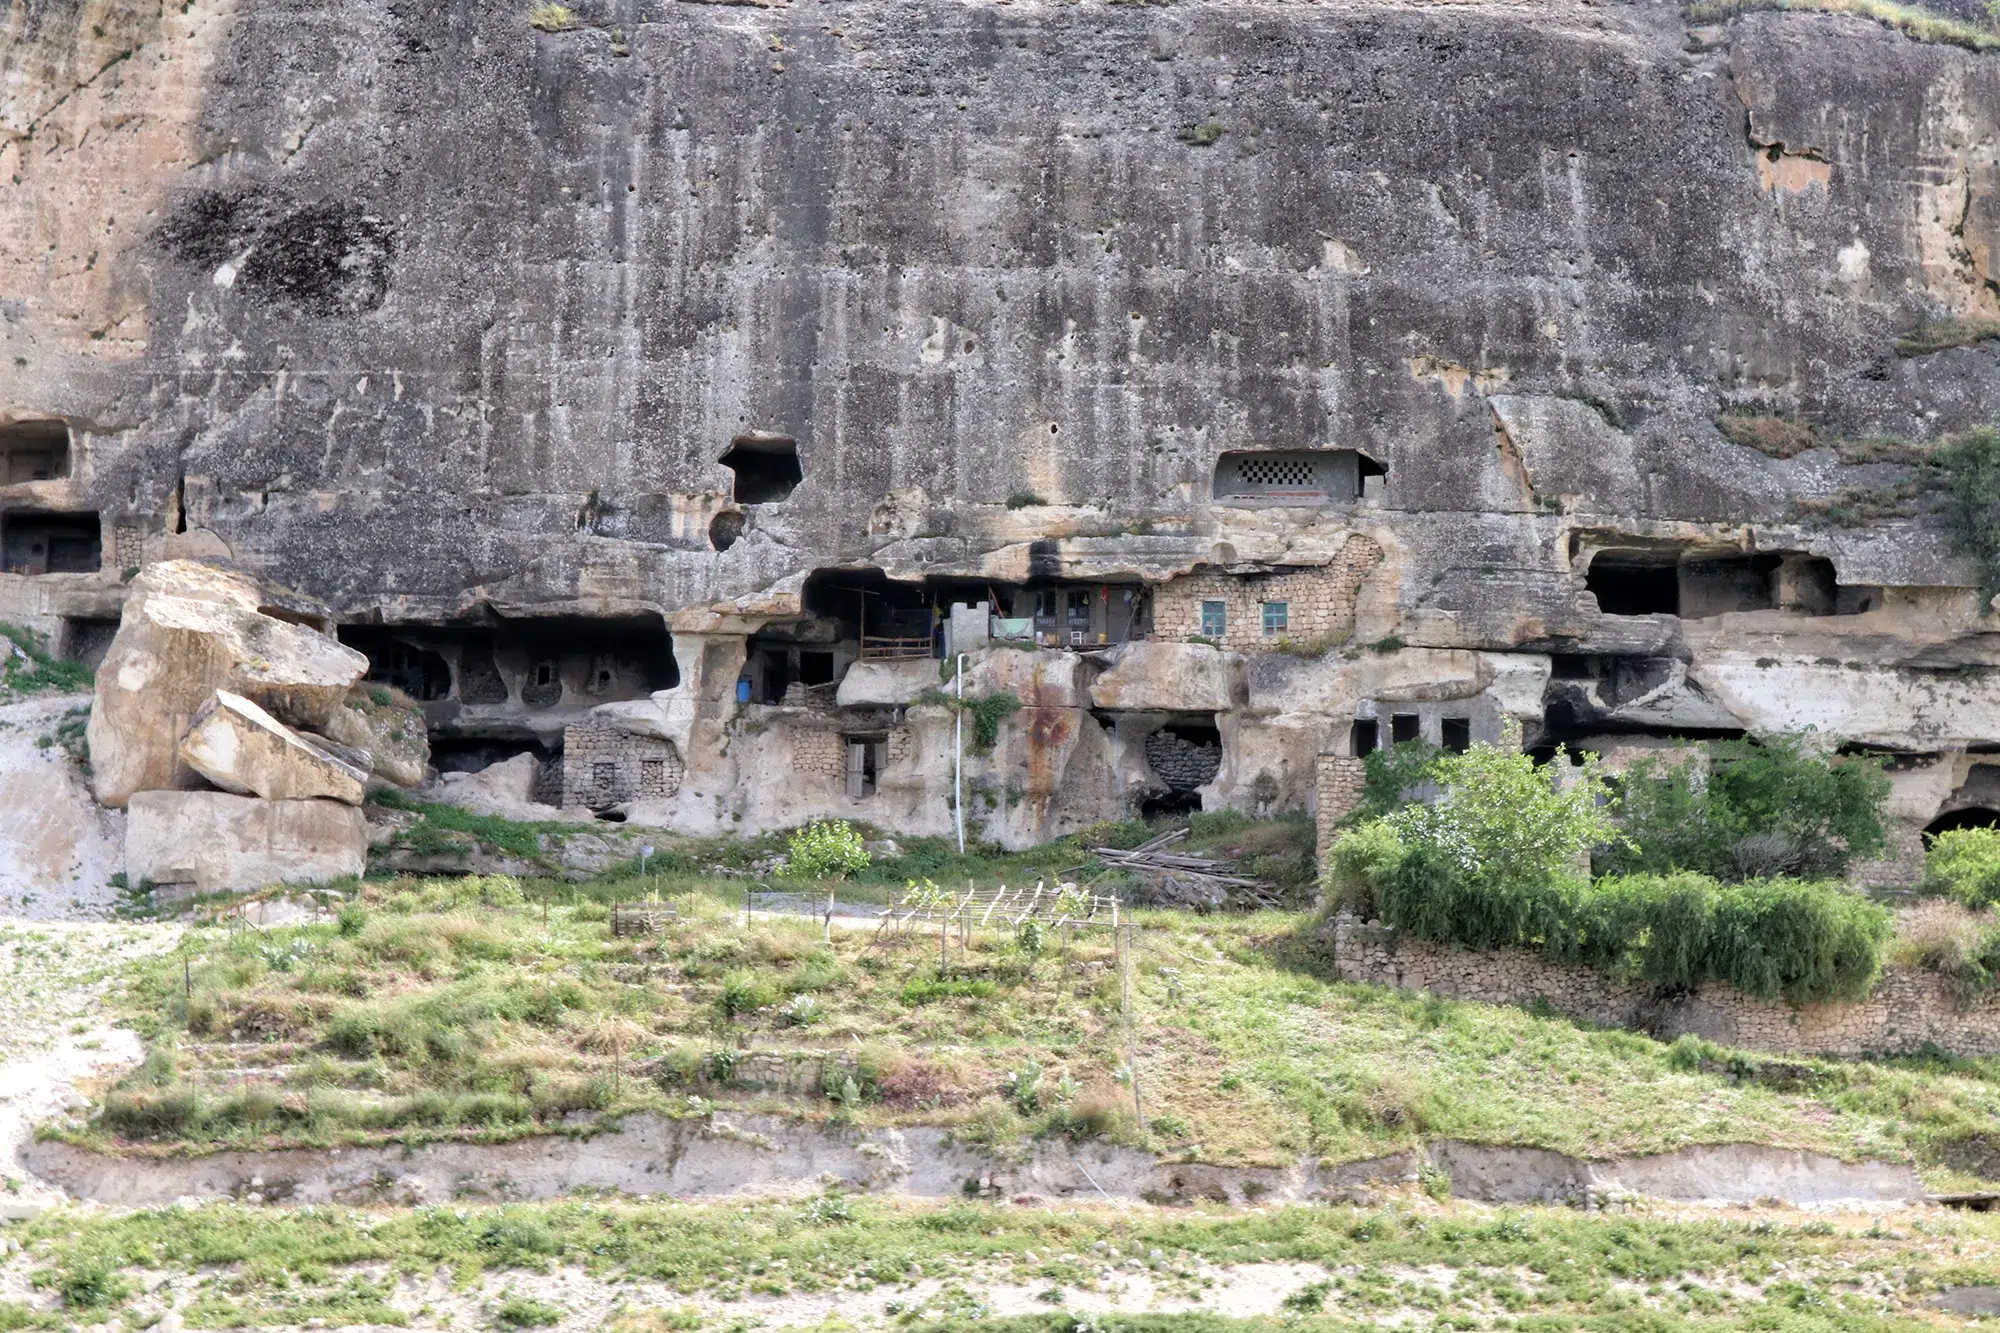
1120, 923, 1143, 1131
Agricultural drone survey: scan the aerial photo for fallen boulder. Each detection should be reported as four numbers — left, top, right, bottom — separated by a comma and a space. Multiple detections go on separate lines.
430, 753, 590, 823
126, 790, 367, 894
178, 690, 369, 805
88, 561, 369, 807
318, 685, 430, 787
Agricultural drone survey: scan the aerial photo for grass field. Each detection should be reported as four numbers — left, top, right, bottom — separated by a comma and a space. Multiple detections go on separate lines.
60, 871, 2000, 1190
2, 1194, 1996, 1331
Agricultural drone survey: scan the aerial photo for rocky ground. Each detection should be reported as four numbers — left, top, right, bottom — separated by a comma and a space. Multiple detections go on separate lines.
0, 918, 172, 1212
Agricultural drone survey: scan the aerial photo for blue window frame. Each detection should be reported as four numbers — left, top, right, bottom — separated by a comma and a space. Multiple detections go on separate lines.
1200, 601, 1226, 638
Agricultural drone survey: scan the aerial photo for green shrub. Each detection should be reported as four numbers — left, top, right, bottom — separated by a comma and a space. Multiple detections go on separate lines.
1319, 819, 1406, 918
1382, 728, 1618, 895
0, 623, 93, 701
1933, 425, 2000, 603
783, 819, 870, 881
1924, 826, 2000, 909
1600, 736, 1888, 882
717, 969, 774, 1017
493, 1295, 564, 1328
1352, 841, 1891, 1003
1356, 738, 1446, 820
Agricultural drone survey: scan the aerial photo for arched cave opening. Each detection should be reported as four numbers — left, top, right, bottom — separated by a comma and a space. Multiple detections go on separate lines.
709, 509, 744, 551
1925, 807, 2000, 841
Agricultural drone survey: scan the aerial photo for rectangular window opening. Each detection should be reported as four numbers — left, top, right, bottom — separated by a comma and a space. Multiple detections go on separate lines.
844, 735, 884, 798
1350, 718, 1378, 759
1390, 714, 1421, 745
1262, 601, 1288, 636
1200, 600, 1227, 639
1, 510, 100, 574
1441, 717, 1472, 753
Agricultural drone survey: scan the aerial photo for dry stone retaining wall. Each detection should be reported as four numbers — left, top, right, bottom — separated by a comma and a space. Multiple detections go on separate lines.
1327, 912, 2000, 1058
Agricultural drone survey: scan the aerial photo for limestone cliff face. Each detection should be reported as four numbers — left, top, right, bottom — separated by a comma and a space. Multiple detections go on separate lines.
6, 0, 2000, 849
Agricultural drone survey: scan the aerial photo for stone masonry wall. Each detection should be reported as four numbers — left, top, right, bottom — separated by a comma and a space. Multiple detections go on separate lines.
1315, 755, 1367, 859
1327, 913, 2000, 1059
1154, 536, 1384, 653
791, 729, 846, 785
562, 720, 684, 809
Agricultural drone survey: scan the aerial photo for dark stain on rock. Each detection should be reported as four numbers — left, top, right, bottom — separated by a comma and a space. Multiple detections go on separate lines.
158, 191, 395, 315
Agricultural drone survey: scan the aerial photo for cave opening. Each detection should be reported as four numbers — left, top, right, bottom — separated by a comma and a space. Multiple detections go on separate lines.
1586, 552, 1680, 616
709, 510, 744, 551
0, 420, 70, 484
0, 510, 101, 574
340, 616, 679, 715
721, 435, 802, 504
1925, 807, 2000, 840
60, 616, 119, 668
1145, 716, 1222, 802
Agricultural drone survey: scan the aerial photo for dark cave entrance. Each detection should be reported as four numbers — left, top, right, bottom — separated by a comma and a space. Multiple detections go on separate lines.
0, 511, 101, 574
1925, 807, 2000, 841
721, 435, 802, 504
1586, 552, 1680, 616
0, 420, 71, 484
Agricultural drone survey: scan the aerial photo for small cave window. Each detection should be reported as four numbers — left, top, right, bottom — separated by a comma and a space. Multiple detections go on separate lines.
1213, 448, 1381, 503
798, 651, 835, 686
0, 510, 101, 574
366, 641, 452, 702
709, 510, 744, 552
1441, 717, 1472, 753
720, 435, 801, 504
523, 659, 563, 708
1586, 552, 1680, 616
0, 420, 71, 485
755, 648, 792, 705
1390, 713, 1421, 745
1350, 717, 1378, 759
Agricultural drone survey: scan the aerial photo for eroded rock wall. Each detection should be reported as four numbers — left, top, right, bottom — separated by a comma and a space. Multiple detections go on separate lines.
7, 0, 2000, 846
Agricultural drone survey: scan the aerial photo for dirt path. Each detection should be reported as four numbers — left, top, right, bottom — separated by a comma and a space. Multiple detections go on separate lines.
0, 919, 175, 1211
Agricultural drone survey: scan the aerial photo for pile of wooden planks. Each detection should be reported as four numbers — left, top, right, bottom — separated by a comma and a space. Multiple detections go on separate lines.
1093, 827, 1284, 911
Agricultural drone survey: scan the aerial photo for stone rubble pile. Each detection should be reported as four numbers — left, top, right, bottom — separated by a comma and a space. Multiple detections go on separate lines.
84, 560, 430, 895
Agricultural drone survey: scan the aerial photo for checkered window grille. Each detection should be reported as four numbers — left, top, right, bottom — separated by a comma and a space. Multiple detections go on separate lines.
1225, 453, 1325, 493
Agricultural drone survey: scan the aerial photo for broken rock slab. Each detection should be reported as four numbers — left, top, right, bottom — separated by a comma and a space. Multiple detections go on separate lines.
317, 685, 430, 787
88, 561, 369, 807
126, 790, 367, 894
429, 753, 593, 824
178, 690, 369, 805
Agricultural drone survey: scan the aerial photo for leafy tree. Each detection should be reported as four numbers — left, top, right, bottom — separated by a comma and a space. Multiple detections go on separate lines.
1600, 736, 1887, 881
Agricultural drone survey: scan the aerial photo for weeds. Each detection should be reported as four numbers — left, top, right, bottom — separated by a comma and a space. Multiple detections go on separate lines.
1897, 315, 2000, 357
1686, 0, 2000, 52
0, 623, 93, 702
526, 2, 577, 31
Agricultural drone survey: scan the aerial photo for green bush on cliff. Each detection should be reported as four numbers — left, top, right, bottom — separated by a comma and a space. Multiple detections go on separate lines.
1325, 731, 1892, 1002
1599, 736, 1889, 882
1924, 826, 2000, 911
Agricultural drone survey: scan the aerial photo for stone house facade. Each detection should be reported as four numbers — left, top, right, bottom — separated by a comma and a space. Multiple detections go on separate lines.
562, 719, 684, 810
1153, 535, 1383, 652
